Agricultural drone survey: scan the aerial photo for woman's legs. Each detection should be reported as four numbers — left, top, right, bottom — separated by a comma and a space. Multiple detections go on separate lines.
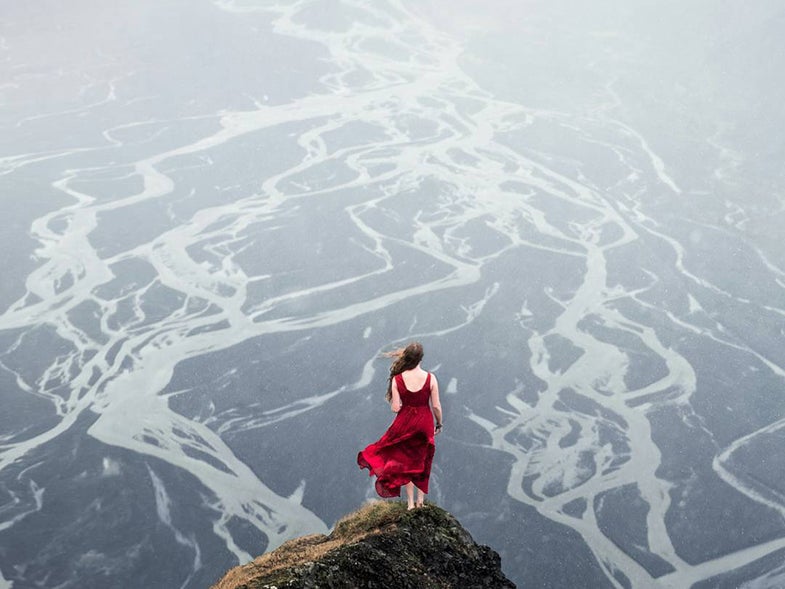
405, 482, 415, 509
405, 482, 427, 509
415, 487, 425, 507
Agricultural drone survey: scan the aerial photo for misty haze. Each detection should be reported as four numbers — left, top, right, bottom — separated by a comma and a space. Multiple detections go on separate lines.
1, 0, 784, 587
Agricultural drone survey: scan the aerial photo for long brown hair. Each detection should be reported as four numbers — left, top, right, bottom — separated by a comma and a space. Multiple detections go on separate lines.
383, 341, 424, 402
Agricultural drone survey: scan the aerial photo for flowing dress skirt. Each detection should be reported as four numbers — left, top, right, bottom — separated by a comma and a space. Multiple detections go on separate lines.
358, 404, 435, 498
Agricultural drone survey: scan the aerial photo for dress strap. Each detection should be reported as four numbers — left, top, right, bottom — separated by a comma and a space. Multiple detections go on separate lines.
395, 373, 407, 393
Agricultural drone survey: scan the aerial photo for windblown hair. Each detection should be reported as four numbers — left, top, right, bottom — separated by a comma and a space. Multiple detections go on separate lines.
382, 341, 424, 402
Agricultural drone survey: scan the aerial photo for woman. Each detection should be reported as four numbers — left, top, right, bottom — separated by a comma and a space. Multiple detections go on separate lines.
358, 341, 443, 510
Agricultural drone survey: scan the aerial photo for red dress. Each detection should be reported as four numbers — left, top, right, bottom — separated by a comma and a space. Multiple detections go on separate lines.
358, 372, 435, 497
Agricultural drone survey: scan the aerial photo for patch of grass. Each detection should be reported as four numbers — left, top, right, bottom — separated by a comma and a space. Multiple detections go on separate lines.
331, 500, 408, 541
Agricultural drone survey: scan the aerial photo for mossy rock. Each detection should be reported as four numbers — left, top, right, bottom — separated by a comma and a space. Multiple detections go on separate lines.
212, 501, 516, 589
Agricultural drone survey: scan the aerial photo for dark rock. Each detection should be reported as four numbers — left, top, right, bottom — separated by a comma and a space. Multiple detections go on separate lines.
212, 501, 516, 589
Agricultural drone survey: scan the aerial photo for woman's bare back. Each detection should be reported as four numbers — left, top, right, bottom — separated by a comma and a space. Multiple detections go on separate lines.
400, 367, 429, 391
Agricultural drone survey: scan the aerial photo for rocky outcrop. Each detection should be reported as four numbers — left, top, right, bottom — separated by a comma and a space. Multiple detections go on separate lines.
212, 501, 516, 589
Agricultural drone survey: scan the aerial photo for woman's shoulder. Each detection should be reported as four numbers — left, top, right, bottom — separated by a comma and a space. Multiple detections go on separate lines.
413, 368, 435, 380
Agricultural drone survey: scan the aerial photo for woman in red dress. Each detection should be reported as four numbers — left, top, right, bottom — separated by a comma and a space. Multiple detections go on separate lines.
358, 342, 443, 510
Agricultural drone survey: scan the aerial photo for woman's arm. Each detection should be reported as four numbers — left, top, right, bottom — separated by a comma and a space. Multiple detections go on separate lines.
391, 378, 402, 413
430, 375, 443, 433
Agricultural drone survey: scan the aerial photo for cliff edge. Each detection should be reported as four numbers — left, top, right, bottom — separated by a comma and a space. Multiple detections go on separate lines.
211, 501, 516, 589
